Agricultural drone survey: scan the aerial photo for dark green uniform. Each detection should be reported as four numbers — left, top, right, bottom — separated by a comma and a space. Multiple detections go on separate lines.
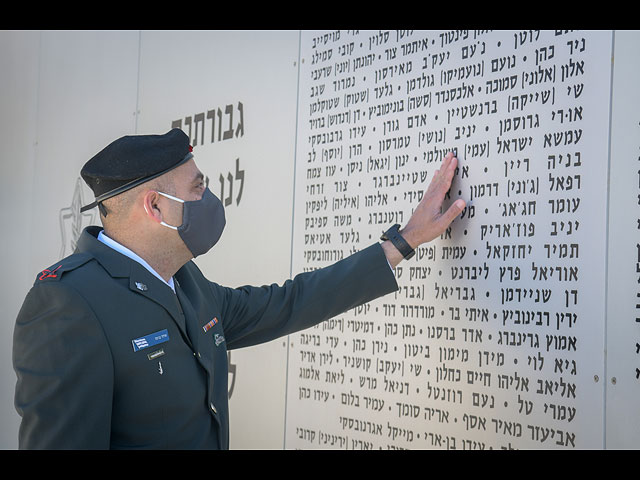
13, 226, 398, 449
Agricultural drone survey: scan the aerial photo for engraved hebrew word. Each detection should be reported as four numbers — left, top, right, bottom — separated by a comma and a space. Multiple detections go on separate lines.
172, 102, 245, 145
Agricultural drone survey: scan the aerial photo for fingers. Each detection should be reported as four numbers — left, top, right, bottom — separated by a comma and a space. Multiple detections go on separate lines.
443, 152, 457, 179
423, 151, 461, 205
434, 152, 463, 217
437, 152, 464, 226
447, 198, 466, 221
404, 152, 466, 246
436, 199, 466, 233
430, 152, 457, 195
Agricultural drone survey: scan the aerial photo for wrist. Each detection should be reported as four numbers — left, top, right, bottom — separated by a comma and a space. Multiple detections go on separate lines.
399, 226, 419, 250
380, 224, 415, 262
381, 240, 403, 269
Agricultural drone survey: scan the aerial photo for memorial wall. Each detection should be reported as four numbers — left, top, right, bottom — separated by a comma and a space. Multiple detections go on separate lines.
285, 30, 620, 449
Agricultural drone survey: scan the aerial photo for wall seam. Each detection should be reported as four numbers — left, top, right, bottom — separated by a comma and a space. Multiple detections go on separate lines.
134, 30, 142, 134
282, 29, 303, 450
602, 28, 617, 450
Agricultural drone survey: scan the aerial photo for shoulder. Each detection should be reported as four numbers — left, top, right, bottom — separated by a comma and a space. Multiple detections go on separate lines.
22, 252, 99, 316
17, 255, 104, 334
32, 252, 95, 286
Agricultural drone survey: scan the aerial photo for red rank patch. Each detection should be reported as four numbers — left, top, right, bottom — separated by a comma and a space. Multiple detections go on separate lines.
39, 265, 62, 280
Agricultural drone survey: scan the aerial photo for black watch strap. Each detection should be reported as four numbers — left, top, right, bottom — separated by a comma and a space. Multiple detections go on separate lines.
380, 224, 415, 260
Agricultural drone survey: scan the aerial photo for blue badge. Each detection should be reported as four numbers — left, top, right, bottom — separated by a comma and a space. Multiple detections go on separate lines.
132, 329, 170, 352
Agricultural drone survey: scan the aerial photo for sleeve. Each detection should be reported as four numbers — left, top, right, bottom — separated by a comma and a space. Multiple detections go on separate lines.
13, 281, 114, 449
216, 242, 399, 350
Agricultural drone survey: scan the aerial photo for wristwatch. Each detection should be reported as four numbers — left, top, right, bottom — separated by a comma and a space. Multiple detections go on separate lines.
380, 224, 415, 260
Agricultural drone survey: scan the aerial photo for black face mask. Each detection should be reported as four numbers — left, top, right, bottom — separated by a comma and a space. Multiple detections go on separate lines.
157, 187, 226, 257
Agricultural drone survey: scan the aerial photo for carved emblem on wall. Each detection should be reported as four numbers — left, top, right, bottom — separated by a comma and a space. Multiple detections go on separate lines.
59, 177, 96, 258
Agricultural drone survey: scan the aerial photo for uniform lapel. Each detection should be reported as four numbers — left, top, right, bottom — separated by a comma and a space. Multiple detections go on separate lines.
75, 226, 191, 344
174, 269, 215, 385
127, 262, 188, 337
174, 281, 200, 353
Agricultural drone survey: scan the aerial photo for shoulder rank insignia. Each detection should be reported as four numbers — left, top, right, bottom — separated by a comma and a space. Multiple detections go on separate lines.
35, 253, 93, 284
38, 265, 62, 281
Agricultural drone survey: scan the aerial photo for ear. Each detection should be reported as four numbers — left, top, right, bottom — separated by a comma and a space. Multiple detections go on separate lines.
142, 190, 163, 224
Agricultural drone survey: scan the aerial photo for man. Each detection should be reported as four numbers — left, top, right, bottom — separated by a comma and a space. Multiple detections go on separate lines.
13, 128, 465, 449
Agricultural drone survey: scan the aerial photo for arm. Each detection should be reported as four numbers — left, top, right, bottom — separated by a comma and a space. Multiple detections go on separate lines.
13, 282, 114, 449
381, 152, 466, 268
217, 243, 398, 350
214, 152, 464, 349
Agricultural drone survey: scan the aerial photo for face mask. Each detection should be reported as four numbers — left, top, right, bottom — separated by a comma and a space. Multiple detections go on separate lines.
156, 187, 226, 257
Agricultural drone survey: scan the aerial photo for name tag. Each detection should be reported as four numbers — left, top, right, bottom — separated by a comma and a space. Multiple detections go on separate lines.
132, 329, 170, 352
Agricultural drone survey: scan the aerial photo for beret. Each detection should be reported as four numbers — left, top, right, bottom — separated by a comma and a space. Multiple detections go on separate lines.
80, 128, 193, 212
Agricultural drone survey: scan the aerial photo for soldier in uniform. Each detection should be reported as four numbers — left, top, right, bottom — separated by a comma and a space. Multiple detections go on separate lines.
12, 128, 465, 449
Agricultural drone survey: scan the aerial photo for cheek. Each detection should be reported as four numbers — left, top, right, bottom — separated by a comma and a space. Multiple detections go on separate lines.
163, 201, 184, 226
191, 186, 205, 201
174, 203, 186, 224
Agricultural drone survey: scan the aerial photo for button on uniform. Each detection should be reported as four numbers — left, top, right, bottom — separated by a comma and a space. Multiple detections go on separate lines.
210, 403, 217, 414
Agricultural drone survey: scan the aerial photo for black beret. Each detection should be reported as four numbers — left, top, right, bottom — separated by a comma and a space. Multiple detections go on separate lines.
80, 128, 193, 212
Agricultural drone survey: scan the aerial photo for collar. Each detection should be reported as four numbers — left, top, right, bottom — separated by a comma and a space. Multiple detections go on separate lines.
76, 226, 175, 293
74, 227, 196, 346
94, 228, 176, 293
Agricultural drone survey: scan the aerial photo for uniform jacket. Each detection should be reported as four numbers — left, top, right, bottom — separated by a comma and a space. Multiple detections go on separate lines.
13, 226, 399, 449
